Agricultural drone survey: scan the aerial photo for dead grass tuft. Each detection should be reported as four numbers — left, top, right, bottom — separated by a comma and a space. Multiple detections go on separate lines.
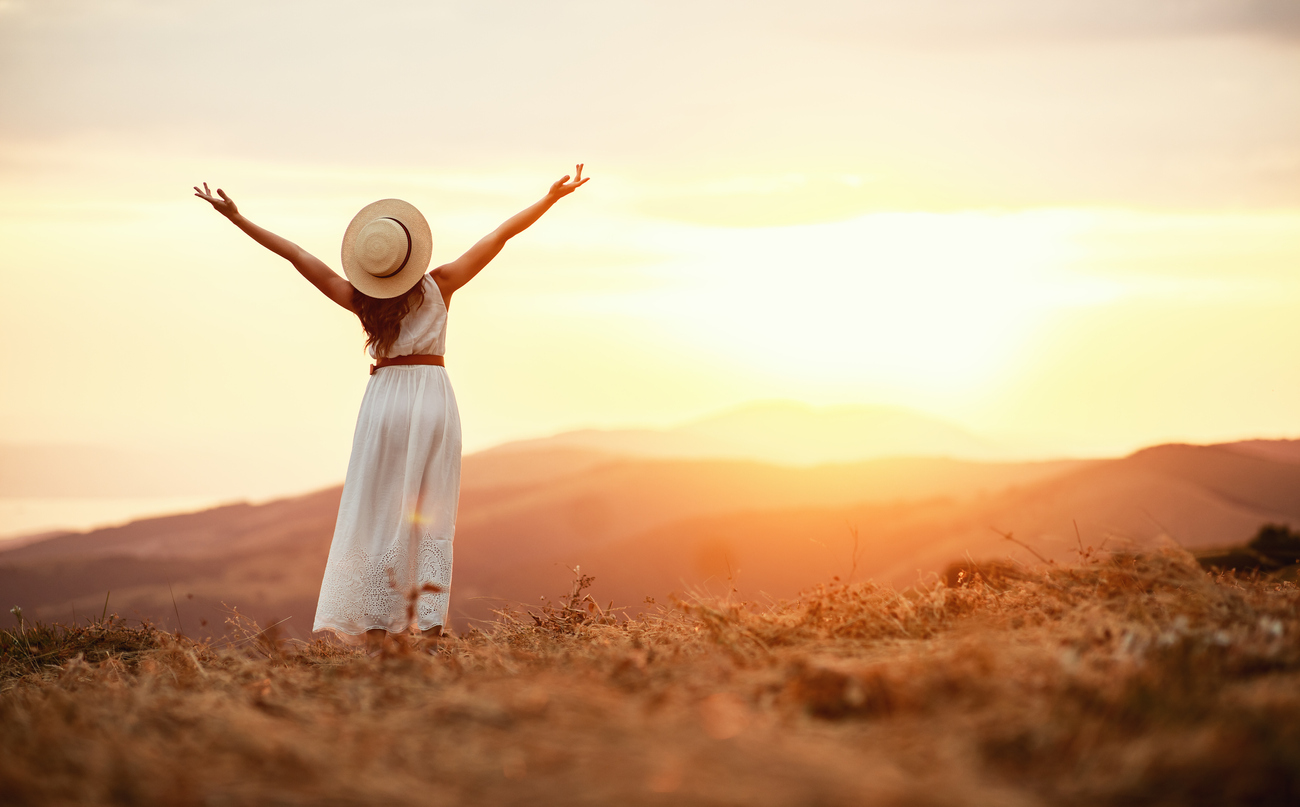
0, 611, 167, 682
1, 548, 1297, 805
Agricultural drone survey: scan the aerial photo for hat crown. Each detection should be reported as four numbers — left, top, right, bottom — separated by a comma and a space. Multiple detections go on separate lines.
341, 199, 431, 299
354, 217, 411, 278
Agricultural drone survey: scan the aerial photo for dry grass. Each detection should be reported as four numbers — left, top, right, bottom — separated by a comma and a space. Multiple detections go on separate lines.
1, 548, 1297, 806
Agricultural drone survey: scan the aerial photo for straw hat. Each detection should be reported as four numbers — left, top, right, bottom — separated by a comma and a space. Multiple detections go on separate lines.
340, 199, 433, 299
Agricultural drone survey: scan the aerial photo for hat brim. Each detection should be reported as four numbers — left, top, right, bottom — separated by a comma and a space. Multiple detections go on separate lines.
341, 199, 433, 299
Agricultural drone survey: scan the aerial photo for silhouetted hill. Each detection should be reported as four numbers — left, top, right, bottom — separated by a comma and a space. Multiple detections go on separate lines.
1, 441, 1296, 637
480, 401, 999, 465
0, 402, 999, 506
0, 489, 342, 564
0, 449, 1078, 636
478, 443, 1300, 616
1222, 438, 1300, 465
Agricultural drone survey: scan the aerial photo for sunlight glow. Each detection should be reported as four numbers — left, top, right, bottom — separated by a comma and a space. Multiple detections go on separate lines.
557, 211, 1122, 390
2, 0, 1299, 512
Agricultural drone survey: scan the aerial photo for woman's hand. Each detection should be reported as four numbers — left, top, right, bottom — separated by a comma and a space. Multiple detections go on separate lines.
193, 182, 240, 219
433, 163, 592, 304
193, 182, 355, 311
547, 164, 590, 200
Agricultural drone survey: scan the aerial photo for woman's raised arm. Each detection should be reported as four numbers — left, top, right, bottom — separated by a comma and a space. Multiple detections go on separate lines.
431, 165, 589, 305
194, 183, 356, 312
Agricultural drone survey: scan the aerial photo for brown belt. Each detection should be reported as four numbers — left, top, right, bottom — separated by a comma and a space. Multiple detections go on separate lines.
370, 354, 445, 375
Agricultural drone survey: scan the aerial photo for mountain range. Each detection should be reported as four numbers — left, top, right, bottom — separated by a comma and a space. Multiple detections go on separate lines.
0, 401, 1001, 504
483, 401, 1001, 465
2, 437, 1297, 638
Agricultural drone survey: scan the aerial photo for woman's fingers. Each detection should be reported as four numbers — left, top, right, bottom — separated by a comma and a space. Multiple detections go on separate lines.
192, 182, 236, 212
548, 166, 590, 197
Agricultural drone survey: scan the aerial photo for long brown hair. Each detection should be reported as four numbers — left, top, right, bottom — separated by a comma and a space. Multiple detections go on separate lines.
353, 281, 427, 358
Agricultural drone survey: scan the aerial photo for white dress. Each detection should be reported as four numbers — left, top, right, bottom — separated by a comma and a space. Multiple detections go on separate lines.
313, 274, 461, 637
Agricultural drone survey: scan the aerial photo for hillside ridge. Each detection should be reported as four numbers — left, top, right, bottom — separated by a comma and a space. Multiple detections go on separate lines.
1, 440, 1296, 636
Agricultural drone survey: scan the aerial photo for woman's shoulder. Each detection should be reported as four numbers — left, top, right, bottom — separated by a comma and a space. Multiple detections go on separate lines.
424, 271, 451, 309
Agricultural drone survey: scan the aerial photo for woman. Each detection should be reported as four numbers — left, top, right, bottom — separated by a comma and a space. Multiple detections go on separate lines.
194, 166, 589, 647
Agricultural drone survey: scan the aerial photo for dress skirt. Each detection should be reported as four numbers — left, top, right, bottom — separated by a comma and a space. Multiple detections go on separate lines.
313, 364, 461, 637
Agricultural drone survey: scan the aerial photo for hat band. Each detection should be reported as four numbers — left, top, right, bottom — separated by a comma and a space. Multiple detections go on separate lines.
373, 217, 413, 278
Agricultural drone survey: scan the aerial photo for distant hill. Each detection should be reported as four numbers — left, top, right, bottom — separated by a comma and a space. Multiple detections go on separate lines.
473, 442, 1300, 620
0, 448, 1080, 637
1222, 438, 1300, 465
1, 440, 1297, 639
0, 402, 1000, 505
478, 401, 1001, 465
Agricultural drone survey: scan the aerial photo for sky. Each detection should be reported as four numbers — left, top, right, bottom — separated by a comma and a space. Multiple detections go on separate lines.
1, 0, 1299, 502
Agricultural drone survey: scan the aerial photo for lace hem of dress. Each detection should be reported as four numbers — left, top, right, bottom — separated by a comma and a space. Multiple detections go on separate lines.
312, 622, 445, 646
314, 533, 453, 635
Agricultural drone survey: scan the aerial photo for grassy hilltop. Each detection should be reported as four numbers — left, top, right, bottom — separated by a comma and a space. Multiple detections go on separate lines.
2, 548, 1298, 806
